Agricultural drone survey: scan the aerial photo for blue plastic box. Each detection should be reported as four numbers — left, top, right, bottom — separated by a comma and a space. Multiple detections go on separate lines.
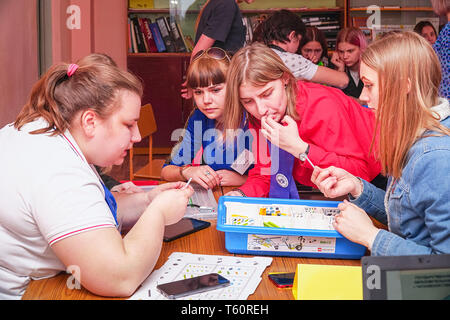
216, 196, 366, 259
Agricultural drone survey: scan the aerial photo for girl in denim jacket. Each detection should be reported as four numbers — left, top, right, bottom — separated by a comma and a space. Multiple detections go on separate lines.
311, 32, 450, 256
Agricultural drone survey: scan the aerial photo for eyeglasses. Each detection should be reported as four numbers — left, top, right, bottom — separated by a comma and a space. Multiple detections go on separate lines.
192, 47, 231, 62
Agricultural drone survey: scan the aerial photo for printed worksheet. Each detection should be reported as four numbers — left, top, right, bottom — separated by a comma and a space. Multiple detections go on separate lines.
129, 252, 272, 300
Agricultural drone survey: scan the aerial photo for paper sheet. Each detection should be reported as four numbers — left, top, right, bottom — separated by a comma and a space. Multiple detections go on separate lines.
141, 183, 218, 219
184, 183, 218, 219
129, 252, 272, 300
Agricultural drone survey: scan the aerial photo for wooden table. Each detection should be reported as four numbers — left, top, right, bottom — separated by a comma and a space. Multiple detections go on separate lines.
22, 186, 365, 300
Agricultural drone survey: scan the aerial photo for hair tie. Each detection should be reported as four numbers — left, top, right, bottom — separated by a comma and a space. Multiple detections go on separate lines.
67, 64, 79, 77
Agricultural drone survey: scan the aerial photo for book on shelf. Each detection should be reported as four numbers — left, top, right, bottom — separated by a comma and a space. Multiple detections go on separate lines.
130, 17, 147, 53
352, 16, 368, 28
140, 17, 158, 53
302, 14, 339, 23
183, 34, 195, 52
128, 18, 133, 53
149, 22, 166, 52
129, 0, 154, 9
156, 17, 177, 53
316, 24, 340, 30
242, 16, 253, 45
176, 21, 193, 52
168, 18, 188, 52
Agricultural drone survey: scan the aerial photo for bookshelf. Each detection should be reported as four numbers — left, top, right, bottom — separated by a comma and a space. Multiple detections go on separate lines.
348, 0, 437, 41
127, 0, 348, 151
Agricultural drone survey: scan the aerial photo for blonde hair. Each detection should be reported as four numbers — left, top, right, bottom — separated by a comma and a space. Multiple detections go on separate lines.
224, 42, 298, 131
362, 31, 449, 178
14, 53, 142, 135
430, 0, 450, 16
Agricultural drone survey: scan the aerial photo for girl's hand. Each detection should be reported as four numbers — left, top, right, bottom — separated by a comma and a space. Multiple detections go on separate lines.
149, 187, 194, 225
146, 182, 185, 203
261, 115, 307, 156
225, 190, 245, 197
331, 51, 345, 72
216, 170, 247, 187
334, 200, 379, 249
181, 80, 192, 99
311, 166, 362, 199
111, 181, 144, 194
182, 165, 221, 189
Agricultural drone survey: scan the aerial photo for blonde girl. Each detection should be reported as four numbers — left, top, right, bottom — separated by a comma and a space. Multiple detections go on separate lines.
312, 32, 450, 255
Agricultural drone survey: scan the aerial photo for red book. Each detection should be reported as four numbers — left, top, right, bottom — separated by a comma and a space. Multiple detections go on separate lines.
141, 18, 158, 53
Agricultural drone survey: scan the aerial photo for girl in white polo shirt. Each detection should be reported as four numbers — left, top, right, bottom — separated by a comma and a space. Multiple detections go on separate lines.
0, 54, 193, 299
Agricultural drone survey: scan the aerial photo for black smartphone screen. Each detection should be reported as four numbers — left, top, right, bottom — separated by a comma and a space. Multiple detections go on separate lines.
268, 272, 295, 288
156, 273, 230, 299
163, 218, 210, 242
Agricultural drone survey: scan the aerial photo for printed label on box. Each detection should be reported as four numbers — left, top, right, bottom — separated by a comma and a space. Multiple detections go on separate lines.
247, 234, 336, 254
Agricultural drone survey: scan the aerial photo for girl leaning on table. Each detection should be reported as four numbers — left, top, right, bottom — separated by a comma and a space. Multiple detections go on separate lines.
311, 31, 450, 256
0, 55, 193, 299
223, 42, 382, 199
161, 47, 253, 189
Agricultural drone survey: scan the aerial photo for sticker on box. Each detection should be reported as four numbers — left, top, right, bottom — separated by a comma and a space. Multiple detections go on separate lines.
247, 234, 336, 254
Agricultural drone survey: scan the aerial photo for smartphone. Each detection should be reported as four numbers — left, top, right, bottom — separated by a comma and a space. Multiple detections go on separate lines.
268, 272, 295, 288
156, 273, 230, 299
163, 218, 210, 242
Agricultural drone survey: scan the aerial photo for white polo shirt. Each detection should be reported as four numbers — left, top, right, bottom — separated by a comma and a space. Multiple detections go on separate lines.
0, 118, 117, 299
271, 48, 318, 81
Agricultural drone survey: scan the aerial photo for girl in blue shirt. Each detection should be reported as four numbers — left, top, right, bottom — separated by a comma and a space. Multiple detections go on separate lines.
311, 32, 450, 256
161, 48, 252, 189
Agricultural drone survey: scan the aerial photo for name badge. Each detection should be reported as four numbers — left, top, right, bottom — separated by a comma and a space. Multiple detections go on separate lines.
231, 149, 254, 175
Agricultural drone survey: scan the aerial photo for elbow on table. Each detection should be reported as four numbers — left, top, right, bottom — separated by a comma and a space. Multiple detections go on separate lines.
81, 274, 143, 298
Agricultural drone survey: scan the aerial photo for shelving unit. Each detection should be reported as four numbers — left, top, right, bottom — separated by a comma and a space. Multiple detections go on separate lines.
126, 0, 348, 151
348, 0, 436, 35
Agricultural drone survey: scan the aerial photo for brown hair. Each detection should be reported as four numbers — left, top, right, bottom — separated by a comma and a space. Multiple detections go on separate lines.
14, 53, 142, 135
413, 20, 438, 38
186, 51, 230, 90
362, 31, 449, 178
224, 42, 298, 131
298, 26, 329, 61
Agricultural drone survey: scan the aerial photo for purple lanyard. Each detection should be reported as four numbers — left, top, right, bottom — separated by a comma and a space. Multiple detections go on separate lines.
268, 141, 299, 199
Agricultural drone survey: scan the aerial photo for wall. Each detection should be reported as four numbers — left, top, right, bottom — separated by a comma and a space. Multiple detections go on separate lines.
51, 0, 127, 69
0, 0, 128, 127
0, 0, 39, 127
92, 0, 128, 70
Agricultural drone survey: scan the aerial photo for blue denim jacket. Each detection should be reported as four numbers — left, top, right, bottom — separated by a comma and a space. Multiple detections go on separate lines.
351, 99, 450, 256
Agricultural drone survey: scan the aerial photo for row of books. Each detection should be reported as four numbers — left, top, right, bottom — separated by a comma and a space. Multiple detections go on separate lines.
128, 16, 194, 53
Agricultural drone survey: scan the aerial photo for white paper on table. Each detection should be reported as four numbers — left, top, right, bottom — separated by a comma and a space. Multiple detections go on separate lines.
129, 252, 272, 300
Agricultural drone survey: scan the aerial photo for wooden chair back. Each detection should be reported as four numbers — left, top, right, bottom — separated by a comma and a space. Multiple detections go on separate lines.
129, 103, 165, 180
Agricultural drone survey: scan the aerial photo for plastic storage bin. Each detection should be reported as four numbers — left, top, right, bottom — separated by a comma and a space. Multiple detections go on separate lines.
216, 196, 366, 259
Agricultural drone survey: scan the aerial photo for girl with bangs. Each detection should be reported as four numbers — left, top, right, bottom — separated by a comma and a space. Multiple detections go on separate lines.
161, 48, 252, 189
312, 32, 450, 255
